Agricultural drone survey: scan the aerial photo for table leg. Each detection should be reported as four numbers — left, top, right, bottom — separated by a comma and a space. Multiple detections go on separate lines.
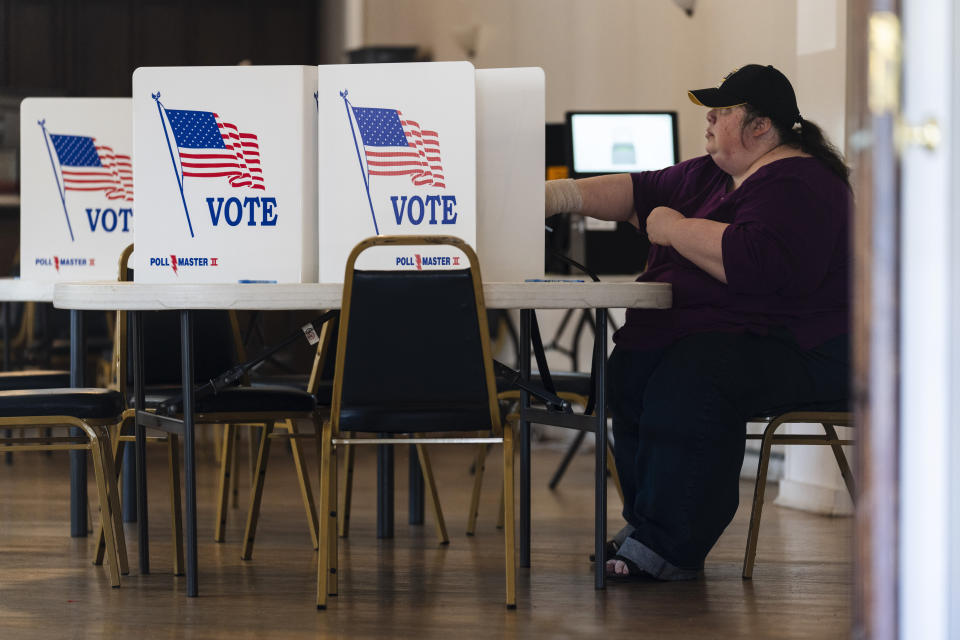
133, 311, 150, 574
2, 301, 9, 370
0, 302, 7, 464
0, 302, 6, 464
519, 309, 531, 568
122, 440, 137, 522
377, 439, 394, 538
3, 303, 8, 464
408, 444, 424, 525
594, 308, 608, 590
69, 309, 88, 537
180, 310, 198, 597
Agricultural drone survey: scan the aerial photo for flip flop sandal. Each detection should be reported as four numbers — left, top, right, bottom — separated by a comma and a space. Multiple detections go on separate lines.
604, 554, 653, 582
588, 539, 620, 563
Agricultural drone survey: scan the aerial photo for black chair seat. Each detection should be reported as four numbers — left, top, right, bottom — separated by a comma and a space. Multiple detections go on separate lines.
0, 388, 123, 419
0, 370, 71, 390
250, 373, 309, 391
50, 336, 115, 354
496, 371, 592, 397
338, 404, 492, 433
751, 400, 849, 420
127, 384, 316, 414
250, 375, 333, 406
196, 386, 317, 413
125, 384, 185, 409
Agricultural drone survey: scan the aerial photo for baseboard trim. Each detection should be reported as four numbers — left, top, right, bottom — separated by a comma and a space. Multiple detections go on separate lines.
774, 478, 853, 516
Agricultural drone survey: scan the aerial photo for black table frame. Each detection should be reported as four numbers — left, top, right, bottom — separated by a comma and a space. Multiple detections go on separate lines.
519, 308, 608, 590
70, 310, 88, 537
114, 304, 610, 597
129, 310, 201, 594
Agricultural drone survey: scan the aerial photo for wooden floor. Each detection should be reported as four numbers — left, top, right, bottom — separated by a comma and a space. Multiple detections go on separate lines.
0, 433, 852, 639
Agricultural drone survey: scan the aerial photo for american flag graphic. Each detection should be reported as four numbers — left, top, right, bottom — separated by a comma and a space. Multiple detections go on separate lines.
164, 109, 265, 190
50, 134, 133, 201
351, 106, 445, 188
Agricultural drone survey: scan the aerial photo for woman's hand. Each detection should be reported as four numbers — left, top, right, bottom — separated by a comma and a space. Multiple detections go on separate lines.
653, 211, 730, 283
646, 206, 685, 246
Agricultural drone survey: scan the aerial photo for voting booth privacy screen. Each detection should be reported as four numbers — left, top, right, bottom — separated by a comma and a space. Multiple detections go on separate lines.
20, 64, 546, 285
317, 62, 477, 282
132, 66, 318, 283
475, 67, 544, 283
20, 98, 134, 281
317, 62, 544, 283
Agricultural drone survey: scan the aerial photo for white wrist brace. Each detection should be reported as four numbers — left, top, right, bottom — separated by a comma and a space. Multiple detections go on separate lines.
545, 179, 583, 216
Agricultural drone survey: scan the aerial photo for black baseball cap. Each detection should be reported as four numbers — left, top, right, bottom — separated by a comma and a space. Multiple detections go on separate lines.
688, 64, 801, 127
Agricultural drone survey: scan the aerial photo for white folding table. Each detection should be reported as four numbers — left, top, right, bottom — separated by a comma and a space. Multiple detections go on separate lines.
55, 279, 671, 595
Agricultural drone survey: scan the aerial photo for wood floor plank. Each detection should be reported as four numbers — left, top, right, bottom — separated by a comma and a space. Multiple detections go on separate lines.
0, 437, 851, 638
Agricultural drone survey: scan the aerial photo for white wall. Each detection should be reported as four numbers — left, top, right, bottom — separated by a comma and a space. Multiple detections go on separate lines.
361, 0, 812, 161
794, 0, 847, 151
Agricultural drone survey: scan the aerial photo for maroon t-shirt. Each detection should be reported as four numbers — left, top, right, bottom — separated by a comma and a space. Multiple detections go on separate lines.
614, 154, 850, 351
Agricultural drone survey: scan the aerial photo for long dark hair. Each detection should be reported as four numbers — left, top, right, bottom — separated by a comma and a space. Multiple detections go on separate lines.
741, 104, 850, 188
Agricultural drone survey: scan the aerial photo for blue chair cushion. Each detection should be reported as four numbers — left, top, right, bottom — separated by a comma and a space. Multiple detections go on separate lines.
0, 388, 123, 419
195, 386, 317, 413
250, 373, 309, 391
338, 404, 492, 433
752, 400, 850, 420
496, 371, 592, 397
127, 384, 316, 414
250, 375, 333, 406
0, 370, 71, 390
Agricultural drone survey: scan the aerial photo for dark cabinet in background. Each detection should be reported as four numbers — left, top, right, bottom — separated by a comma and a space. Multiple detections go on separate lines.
0, 0, 322, 97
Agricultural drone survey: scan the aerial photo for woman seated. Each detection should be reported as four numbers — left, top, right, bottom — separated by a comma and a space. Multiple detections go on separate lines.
545, 64, 850, 580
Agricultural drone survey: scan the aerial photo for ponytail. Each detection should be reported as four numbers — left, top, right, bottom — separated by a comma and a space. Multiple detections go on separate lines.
741, 104, 850, 189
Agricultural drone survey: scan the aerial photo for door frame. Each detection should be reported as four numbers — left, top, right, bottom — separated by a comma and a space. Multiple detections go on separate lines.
847, 0, 900, 638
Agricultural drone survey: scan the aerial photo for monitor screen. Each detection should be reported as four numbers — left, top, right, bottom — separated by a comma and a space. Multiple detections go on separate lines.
566, 111, 679, 177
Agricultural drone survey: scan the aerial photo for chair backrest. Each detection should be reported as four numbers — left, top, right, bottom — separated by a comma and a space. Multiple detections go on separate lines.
135, 311, 239, 387
306, 315, 338, 395
0, 248, 33, 355
112, 245, 133, 393
331, 236, 501, 435
1, 302, 32, 351
113, 244, 242, 392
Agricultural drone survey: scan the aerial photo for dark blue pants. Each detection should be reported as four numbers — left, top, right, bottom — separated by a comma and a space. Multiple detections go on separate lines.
608, 330, 849, 571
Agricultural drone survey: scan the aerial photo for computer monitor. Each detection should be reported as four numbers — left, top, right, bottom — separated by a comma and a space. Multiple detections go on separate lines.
564, 111, 679, 274
566, 111, 679, 177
